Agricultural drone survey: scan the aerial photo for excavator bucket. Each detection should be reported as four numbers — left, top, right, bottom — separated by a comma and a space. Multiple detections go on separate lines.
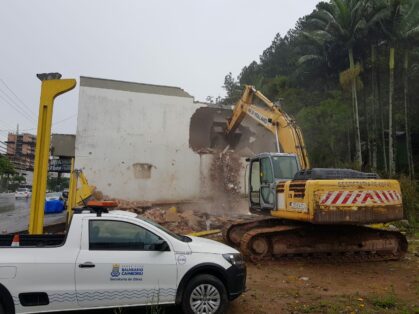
189, 106, 276, 155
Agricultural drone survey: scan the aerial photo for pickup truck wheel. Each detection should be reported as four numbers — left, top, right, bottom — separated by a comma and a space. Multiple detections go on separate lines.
182, 274, 228, 314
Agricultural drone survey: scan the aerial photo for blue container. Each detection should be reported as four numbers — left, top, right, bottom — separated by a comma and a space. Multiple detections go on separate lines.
45, 199, 64, 214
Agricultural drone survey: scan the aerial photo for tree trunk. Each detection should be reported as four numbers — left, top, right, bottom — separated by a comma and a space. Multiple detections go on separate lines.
371, 45, 378, 172
362, 79, 371, 170
388, 47, 396, 177
347, 126, 352, 163
349, 48, 363, 169
403, 49, 414, 178
377, 57, 387, 173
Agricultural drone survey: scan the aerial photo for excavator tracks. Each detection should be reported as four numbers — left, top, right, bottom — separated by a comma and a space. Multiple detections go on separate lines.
224, 218, 408, 263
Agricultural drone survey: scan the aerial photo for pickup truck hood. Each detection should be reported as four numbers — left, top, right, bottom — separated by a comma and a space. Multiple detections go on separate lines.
187, 236, 239, 254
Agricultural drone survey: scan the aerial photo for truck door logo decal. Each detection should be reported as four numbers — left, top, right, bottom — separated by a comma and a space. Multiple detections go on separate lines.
111, 264, 121, 277
110, 264, 144, 281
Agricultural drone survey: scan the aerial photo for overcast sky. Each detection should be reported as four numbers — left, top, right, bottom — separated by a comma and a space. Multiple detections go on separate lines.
0, 0, 319, 144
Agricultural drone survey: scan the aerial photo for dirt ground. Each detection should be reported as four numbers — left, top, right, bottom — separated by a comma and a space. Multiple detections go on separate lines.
72, 236, 418, 314
229, 232, 419, 314
229, 255, 419, 314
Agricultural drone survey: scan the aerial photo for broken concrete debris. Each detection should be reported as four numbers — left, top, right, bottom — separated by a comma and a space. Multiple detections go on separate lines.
113, 201, 236, 235
209, 150, 243, 213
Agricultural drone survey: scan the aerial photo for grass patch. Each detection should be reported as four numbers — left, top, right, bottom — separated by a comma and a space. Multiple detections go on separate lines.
371, 294, 397, 309
287, 293, 417, 314
287, 295, 361, 314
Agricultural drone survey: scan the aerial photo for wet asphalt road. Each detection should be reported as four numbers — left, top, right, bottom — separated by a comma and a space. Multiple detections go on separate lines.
0, 193, 66, 233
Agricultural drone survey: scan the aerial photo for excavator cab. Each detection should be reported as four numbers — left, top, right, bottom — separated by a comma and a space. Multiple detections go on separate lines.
248, 152, 300, 213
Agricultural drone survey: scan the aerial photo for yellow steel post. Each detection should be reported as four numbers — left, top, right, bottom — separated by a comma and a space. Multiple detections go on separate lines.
29, 74, 76, 234
67, 158, 77, 223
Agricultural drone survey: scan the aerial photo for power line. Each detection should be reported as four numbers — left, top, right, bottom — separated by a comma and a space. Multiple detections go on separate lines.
0, 86, 35, 121
0, 141, 13, 154
0, 118, 16, 130
21, 114, 77, 131
53, 114, 77, 125
0, 79, 35, 116
0, 92, 35, 123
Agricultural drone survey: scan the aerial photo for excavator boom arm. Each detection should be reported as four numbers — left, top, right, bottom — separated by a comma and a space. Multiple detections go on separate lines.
226, 85, 310, 169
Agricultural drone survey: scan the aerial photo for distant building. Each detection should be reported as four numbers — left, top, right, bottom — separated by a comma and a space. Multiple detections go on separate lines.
6, 132, 36, 171
50, 134, 75, 174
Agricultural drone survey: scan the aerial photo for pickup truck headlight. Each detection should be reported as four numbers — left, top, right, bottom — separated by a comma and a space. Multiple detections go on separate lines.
223, 253, 244, 266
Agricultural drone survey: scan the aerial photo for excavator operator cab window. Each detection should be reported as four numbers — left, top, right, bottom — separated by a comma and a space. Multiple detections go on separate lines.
249, 160, 261, 206
249, 158, 275, 210
260, 158, 275, 207
249, 155, 299, 212
271, 156, 300, 179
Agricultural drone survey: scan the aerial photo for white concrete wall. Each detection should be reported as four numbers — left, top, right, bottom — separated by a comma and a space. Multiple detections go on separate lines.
76, 86, 214, 202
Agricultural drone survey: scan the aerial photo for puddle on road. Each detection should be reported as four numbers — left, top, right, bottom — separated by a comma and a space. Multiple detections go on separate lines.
0, 194, 22, 213
0, 194, 66, 234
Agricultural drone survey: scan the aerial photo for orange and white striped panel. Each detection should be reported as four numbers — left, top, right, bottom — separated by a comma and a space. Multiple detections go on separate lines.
319, 190, 402, 206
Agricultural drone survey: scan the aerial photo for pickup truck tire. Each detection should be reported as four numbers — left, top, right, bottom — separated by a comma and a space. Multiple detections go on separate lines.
0, 303, 5, 314
181, 274, 228, 314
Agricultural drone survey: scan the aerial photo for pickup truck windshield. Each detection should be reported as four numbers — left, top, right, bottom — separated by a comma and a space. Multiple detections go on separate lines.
138, 216, 191, 242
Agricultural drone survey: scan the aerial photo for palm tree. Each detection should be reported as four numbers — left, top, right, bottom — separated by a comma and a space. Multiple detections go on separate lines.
382, 0, 419, 177
296, 31, 335, 90
307, 0, 373, 169
363, 0, 390, 173
399, 0, 419, 178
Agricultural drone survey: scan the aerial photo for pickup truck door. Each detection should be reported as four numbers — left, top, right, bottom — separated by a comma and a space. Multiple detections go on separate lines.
75, 218, 177, 308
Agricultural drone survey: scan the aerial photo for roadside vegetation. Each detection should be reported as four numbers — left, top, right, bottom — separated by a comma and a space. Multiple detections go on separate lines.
0, 154, 25, 192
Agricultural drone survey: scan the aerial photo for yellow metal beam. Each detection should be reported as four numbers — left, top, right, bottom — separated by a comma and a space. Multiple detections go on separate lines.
29, 76, 76, 234
67, 158, 77, 223
187, 229, 221, 237
67, 168, 95, 222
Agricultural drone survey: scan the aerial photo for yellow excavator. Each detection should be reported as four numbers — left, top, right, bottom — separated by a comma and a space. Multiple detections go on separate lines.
222, 85, 407, 262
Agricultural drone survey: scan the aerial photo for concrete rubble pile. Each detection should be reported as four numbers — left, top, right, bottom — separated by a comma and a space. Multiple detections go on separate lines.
114, 200, 235, 235
210, 150, 242, 195
208, 150, 244, 213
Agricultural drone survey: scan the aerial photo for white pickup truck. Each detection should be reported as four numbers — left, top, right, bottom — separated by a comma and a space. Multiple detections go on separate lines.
0, 208, 246, 314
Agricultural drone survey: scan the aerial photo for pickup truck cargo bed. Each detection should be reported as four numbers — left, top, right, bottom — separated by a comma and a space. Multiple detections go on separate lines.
0, 234, 65, 247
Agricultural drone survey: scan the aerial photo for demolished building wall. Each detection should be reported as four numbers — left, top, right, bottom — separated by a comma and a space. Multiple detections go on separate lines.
76, 76, 216, 202
75, 76, 275, 206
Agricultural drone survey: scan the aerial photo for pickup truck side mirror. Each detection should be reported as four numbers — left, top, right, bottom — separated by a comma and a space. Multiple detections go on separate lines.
155, 240, 170, 251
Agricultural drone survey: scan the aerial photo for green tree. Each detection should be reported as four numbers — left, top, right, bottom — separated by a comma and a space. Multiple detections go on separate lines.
296, 93, 352, 167
307, 0, 370, 168
364, 0, 390, 172
218, 0, 419, 181
47, 175, 69, 192
381, 0, 419, 177
0, 155, 15, 190
221, 72, 242, 106
379, 0, 419, 176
